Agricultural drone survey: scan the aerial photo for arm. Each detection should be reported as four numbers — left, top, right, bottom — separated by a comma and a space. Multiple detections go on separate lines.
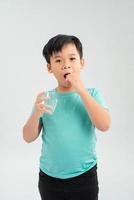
64, 72, 111, 131
23, 91, 53, 143
78, 88, 111, 132
23, 112, 42, 143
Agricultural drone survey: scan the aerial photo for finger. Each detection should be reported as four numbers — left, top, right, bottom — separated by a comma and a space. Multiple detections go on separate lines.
35, 104, 53, 115
41, 105, 53, 114
36, 96, 51, 103
44, 104, 53, 110
40, 103, 53, 111
43, 109, 53, 115
40, 103, 53, 110
37, 91, 45, 97
40, 93, 50, 100
65, 77, 71, 82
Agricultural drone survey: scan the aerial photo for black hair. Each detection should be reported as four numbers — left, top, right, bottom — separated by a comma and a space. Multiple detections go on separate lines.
42, 34, 83, 64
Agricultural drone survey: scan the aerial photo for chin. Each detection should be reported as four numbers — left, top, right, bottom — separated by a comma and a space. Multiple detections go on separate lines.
59, 82, 72, 89
64, 82, 72, 88
58, 79, 72, 88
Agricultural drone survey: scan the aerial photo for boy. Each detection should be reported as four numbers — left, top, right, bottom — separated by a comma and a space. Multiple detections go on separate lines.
23, 34, 111, 200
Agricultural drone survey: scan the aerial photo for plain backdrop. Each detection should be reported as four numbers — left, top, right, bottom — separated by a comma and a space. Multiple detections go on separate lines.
0, 0, 134, 199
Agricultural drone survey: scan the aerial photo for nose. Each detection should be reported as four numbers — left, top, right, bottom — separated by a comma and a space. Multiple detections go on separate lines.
62, 64, 71, 70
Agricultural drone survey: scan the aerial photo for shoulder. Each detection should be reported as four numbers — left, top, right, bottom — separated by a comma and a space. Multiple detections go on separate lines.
87, 87, 109, 110
86, 87, 101, 97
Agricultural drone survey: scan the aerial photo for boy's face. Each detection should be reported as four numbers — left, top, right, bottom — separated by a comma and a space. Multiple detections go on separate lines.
47, 43, 85, 92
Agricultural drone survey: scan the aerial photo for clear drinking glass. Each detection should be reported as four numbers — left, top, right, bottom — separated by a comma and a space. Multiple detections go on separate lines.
41, 91, 58, 114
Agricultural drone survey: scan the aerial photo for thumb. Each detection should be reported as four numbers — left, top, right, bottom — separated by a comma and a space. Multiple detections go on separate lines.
65, 78, 72, 86
65, 77, 70, 82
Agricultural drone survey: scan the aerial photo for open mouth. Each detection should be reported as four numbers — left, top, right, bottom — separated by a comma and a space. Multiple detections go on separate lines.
64, 73, 71, 79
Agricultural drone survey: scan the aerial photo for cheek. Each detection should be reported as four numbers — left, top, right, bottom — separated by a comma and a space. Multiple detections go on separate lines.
73, 67, 81, 74
73, 62, 81, 70
53, 70, 62, 79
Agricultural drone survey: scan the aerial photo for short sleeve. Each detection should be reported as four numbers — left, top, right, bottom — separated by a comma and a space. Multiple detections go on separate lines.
88, 88, 109, 110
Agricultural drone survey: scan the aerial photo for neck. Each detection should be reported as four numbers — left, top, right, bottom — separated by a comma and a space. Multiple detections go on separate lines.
55, 85, 76, 93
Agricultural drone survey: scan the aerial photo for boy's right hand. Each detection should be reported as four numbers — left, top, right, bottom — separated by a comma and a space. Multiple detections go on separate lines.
33, 92, 53, 116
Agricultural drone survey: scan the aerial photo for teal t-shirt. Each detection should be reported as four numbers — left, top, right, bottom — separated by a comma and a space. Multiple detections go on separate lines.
38, 88, 109, 179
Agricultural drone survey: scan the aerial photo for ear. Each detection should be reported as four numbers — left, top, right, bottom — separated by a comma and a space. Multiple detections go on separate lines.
47, 64, 53, 73
80, 58, 85, 69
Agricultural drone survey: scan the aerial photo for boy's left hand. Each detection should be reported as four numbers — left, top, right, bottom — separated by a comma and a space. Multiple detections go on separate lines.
65, 72, 85, 93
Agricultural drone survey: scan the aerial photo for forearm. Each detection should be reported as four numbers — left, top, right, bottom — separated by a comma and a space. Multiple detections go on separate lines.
23, 112, 41, 143
78, 88, 111, 131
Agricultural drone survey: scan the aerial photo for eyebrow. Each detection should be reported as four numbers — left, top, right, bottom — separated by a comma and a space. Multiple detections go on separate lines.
54, 53, 77, 58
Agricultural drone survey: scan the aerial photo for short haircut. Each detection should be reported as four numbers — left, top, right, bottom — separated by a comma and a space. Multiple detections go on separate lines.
42, 34, 83, 64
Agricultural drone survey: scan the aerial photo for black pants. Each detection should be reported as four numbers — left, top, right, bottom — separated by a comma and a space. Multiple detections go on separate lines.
38, 164, 99, 200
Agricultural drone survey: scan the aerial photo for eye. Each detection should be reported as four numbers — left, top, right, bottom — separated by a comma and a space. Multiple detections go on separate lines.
55, 59, 61, 63
70, 57, 76, 61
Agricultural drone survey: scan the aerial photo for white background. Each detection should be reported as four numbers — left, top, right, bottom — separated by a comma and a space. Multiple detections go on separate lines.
0, 0, 134, 199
